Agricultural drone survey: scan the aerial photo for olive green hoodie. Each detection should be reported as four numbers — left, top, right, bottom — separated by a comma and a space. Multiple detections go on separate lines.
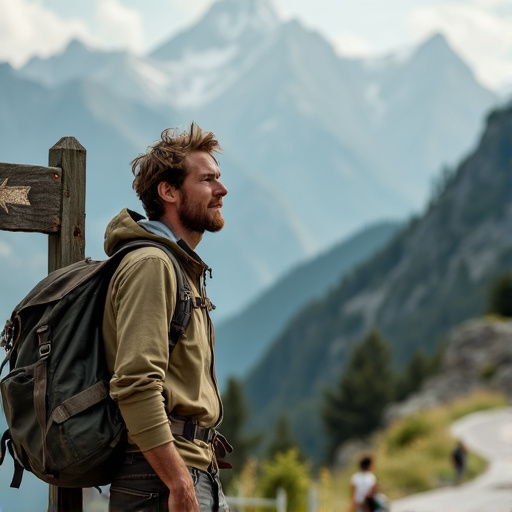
102, 208, 222, 471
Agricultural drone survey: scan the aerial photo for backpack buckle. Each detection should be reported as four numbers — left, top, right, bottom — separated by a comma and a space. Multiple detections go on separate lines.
38, 343, 51, 358
36, 325, 51, 359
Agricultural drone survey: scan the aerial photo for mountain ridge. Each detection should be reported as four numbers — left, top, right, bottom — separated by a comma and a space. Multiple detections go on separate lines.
215, 220, 401, 385
244, 104, 512, 459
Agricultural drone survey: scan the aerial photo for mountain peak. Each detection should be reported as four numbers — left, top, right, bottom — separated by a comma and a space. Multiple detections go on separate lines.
208, 0, 279, 37
423, 32, 450, 48
23, 39, 97, 70
150, 0, 279, 60
0, 62, 15, 76
64, 38, 94, 56
399, 30, 479, 85
414, 31, 463, 64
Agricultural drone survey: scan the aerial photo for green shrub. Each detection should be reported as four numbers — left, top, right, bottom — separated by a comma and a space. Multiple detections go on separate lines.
386, 414, 434, 451
479, 362, 498, 381
259, 449, 310, 512
378, 452, 433, 493
466, 451, 488, 480
487, 273, 512, 317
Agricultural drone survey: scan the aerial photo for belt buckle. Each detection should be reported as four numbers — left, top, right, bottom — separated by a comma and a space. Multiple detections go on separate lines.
207, 429, 217, 444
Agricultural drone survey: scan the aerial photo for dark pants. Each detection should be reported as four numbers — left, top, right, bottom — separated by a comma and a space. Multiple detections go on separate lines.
109, 452, 229, 512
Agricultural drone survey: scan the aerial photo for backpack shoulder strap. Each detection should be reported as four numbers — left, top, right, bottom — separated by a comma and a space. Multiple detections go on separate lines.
114, 240, 192, 353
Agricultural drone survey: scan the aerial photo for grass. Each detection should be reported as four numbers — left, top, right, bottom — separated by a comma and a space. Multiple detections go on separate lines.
448, 389, 507, 421
316, 389, 508, 511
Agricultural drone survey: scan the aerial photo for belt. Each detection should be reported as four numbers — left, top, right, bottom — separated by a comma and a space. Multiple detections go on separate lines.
169, 416, 233, 469
170, 417, 216, 444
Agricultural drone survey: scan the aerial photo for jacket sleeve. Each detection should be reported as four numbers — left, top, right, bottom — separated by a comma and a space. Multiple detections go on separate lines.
108, 252, 177, 452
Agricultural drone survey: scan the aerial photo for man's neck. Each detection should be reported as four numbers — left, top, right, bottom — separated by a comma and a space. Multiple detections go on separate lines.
178, 232, 202, 251
159, 213, 202, 250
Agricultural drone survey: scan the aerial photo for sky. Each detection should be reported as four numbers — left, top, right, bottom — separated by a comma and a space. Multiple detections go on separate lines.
0, 0, 511, 92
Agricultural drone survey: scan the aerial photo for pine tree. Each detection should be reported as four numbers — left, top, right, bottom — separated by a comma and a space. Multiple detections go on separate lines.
220, 378, 260, 490
266, 414, 300, 460
394, 349, 431, 401
394, 344, 444, 401
322, 329, 394, 460
487, 272, 512, 317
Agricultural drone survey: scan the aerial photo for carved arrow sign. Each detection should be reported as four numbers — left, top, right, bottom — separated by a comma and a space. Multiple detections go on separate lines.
0, 163, 62, 233
0, 178, 31, 213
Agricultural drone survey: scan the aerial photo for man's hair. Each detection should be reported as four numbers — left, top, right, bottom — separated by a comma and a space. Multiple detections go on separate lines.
131, 122, 221, 219
360, 456, 372, 471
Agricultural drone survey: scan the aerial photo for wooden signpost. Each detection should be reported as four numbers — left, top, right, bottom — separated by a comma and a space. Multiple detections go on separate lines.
0, 164, 61, 233
0, 137, 86, 511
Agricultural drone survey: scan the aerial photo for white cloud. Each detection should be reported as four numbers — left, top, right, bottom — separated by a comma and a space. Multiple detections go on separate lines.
0, 0, 93, 67
96, 0, 144, 53
474, 0, 510, 9
174, 0, 213, 18
330, 32, 373, 58
409, 2, 512, 91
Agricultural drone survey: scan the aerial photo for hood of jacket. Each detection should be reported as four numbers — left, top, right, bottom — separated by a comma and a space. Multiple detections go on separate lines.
104, 208, 207, 275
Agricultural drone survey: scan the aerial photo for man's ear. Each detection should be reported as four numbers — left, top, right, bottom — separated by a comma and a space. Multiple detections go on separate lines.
157, 181, 178, 204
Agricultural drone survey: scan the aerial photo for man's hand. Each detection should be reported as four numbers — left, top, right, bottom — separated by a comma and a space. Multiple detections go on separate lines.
143, 441, 199, 512
166, 469, 198, 512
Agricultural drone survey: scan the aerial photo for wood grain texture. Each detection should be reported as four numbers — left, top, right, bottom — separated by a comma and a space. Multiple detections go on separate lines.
0, 163, 62, 233
47, 137, 86, 273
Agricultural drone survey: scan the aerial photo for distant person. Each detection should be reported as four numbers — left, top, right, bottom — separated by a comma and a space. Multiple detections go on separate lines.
350, 455, 377, 512
452, 440, 467, 484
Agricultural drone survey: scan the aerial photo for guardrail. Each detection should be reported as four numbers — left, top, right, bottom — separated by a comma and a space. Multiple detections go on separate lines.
226, 487, 287, 512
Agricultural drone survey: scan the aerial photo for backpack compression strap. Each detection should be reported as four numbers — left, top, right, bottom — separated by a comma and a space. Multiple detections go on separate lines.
0, 430, 24, 488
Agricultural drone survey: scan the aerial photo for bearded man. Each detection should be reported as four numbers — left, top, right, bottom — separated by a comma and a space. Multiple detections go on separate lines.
102, 123, 230, 511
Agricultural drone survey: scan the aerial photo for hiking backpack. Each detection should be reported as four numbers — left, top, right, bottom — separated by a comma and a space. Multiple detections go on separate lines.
0, 240, 192, 488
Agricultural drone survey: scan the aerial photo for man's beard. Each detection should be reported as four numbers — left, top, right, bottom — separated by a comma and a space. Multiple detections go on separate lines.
178, 190, 224, 234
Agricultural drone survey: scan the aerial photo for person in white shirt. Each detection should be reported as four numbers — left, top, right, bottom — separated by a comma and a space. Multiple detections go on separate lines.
350, 455, 377, 512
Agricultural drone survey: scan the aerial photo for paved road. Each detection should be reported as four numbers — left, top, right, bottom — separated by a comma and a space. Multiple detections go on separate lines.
391, 408, 512, 512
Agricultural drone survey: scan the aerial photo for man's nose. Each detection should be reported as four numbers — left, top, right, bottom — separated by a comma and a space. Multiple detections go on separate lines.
216, 180, 228, 196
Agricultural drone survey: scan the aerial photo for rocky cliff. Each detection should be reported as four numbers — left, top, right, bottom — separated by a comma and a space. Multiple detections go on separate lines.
386, 318, 512, 422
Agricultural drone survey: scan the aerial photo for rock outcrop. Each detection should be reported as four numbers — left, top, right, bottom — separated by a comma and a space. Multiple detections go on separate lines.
385, 318, 512, 423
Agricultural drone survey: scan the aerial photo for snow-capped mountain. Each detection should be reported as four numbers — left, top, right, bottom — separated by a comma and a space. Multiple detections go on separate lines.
21, 0, 281, 110
358, 33, 497, 204
150, 0, 280, 108
152, 0, 279, 60
4, 0, 498, 320
21, 41, 177, 107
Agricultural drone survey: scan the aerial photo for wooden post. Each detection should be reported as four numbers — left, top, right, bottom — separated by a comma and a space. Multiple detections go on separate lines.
47, 137, 86, 511
48, 137, 86, 272
0, 136, 86, 512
